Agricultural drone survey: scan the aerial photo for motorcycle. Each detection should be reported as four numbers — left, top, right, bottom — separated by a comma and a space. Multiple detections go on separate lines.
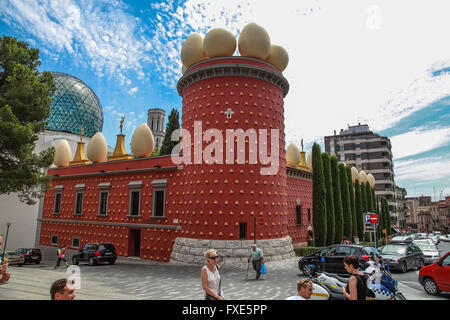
308, 260, 406, 300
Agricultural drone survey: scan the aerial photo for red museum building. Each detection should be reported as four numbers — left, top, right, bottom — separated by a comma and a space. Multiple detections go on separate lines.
38, 57, 313, 264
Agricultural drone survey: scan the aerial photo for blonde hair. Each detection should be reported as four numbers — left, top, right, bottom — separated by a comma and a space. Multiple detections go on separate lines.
297, 279, 312, 292
204, 249, 217, 260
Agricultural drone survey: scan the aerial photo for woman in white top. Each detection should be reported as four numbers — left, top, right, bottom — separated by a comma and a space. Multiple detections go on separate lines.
201, 249, 224, 300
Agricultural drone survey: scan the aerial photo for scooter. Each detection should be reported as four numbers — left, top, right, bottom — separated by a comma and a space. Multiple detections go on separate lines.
308, 260, 406, 300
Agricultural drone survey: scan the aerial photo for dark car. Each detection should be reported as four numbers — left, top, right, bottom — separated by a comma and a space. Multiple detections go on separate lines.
16, 248, 42, 264
379, 243, 424, 273
72, 243, 117, 266
298, 244, 382, 276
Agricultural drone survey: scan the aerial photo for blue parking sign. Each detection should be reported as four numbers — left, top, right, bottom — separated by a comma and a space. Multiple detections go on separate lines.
364, 213, 371, 223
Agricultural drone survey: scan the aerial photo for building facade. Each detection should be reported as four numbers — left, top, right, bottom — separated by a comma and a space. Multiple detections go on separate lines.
324, 124, 396, 214
0, 72, 109, 251
38, 57, 313, 264
394, 186, 408, 230
147, 108, 166, 150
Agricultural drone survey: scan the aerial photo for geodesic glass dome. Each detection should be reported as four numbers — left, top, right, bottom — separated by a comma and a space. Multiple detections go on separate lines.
46, 72, 103, 138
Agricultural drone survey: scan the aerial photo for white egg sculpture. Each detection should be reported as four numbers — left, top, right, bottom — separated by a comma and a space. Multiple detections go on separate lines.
367, 173, 376, 188
203, 28, 236, 58
53, 139, 72, 167
359, 170, 367, 184
181, 33, 208, 68
131, 123, 154, 158
265, 44, 289, 72
87, 132, 108, 163
351, 167, 359, 183
286, 143, 301, 167
238, 22, 271, 59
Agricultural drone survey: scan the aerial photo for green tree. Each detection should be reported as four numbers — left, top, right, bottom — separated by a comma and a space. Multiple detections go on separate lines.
346, 166, 356, 237
322, 152, 335, 245
381, 197, 390, 239
339, 163, 352, 240
365, 182, 373, 213
330, 156, 343, 244
312, 143, 327, 246
0, 36, 55, 205
159, 108, 180, 156
354, 179, 364, 240
151, 145, 160, 157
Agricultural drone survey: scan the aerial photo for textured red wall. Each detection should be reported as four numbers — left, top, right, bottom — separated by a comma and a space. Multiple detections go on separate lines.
40, 57, 312, 262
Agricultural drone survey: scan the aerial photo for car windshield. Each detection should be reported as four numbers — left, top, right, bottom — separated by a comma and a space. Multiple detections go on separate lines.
381, 245, 406, 255
416, 244, 437, 252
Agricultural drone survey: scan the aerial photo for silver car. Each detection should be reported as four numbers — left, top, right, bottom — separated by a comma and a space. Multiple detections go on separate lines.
414, 243, 441, 265
4, 250, 25, 266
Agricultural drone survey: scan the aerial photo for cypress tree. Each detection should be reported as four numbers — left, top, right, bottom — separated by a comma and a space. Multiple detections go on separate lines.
381, 197, 390, 240
383, 197, 391, 236
354, 179, 364, 240
322, 152, 335, 245
159, 108, 180, 156
360, 181, 368, 241
312, 143, 327, 246
330, 156, 343, 244
347, 166, 357, 238
339, 163, 352, 240
366, 182, 373, 213
361, 181, 368, 214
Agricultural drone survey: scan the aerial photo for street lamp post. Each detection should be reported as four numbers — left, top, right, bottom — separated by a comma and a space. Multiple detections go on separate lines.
1, 222, 12, 259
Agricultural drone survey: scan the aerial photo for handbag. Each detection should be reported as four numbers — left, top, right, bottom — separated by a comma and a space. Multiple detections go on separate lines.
260, 263, 267, 274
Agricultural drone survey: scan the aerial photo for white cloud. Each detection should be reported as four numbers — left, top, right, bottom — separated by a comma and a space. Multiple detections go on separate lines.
128, 87, 139, 95
394, 156, 450, 183
390, 126, 450, 160
0, 0, 151, 86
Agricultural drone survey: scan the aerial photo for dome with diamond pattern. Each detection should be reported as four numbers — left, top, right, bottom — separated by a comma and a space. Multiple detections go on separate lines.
46, 72, 103, 138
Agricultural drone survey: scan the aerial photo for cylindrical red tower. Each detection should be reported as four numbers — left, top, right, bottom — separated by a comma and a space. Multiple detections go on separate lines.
170, 56, 295, 264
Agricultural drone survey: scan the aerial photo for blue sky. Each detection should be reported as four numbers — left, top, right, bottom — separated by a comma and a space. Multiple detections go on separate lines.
0, 0, 449, 200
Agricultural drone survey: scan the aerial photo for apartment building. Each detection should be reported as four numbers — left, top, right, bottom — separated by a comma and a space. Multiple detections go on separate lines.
324, 124, 396, 213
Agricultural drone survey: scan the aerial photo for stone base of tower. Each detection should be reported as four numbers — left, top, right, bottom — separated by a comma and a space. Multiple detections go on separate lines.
169, 236, 295, 266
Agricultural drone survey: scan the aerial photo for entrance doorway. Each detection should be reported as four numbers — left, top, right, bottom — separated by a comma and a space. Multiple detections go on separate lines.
129, 229, 141, 257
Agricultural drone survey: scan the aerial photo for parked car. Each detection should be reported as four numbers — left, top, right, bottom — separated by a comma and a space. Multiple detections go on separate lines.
430, 235, 440, 245
72, 243, 117, 266
413, 242, 441, 265
379, 243, 424, 272
390, 236, 413, 243
438, 234, 450, 242
4, 251, 25, 266
16, 248, 42, 264
413, 239, 434, 245
419, 251, 450, 296
298, 244, 382, 276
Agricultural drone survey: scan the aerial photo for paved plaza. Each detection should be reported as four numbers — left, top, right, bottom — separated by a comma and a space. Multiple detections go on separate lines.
0, 255, 446, 300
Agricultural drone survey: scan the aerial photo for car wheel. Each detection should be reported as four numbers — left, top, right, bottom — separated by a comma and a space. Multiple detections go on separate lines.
401, 261, 407, 273
423, 278, 441, 296
72, 256, 79, 265
417, 259, 424, 270
35, 260, 40, 264
108, 260, 116, 265
301, 263, 312, 276
393, 292, 406, 300
88, 257, 95, 266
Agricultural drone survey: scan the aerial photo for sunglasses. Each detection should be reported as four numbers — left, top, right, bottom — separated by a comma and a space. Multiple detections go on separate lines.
208, 256, 219, 260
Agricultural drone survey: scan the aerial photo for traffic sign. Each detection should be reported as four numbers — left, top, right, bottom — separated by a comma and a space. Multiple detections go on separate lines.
369, 214, 379, 224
